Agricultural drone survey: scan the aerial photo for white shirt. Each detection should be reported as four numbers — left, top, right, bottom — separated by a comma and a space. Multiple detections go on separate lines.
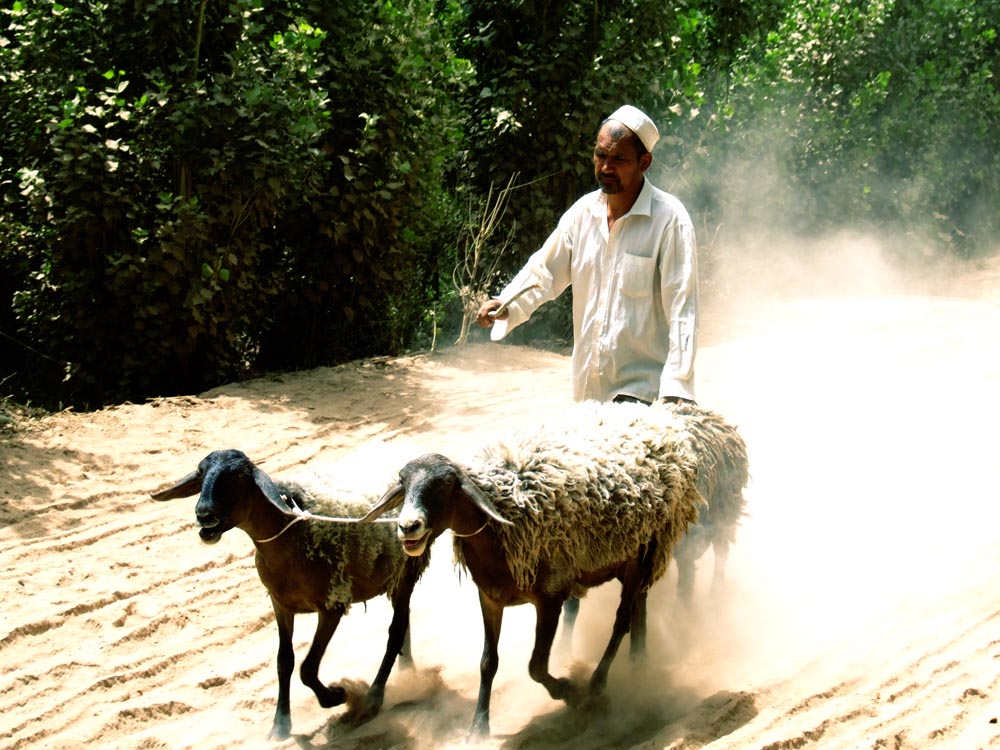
491, 178, 699, 403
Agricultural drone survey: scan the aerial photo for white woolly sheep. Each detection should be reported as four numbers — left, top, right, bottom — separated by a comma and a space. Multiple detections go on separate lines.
560, 401, 749, 648
667, 401, 749, 600
360, 400, 703, 737
151, 448, 430, 741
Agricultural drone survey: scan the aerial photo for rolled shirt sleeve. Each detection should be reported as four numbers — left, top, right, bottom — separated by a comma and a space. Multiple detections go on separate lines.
490, 219, 574, 341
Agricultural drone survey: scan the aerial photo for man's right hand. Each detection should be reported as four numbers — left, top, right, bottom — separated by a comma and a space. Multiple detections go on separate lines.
476, 299, 506, 327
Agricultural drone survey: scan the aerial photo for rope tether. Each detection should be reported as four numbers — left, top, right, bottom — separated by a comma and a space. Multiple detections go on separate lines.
255, 503, 396, 544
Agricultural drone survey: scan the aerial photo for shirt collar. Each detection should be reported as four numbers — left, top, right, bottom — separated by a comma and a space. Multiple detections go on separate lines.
631, 178, 654, 217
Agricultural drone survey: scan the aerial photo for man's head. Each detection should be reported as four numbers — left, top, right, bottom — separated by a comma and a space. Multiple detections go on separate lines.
594, 105, 658, 197
606, 105, 660, 153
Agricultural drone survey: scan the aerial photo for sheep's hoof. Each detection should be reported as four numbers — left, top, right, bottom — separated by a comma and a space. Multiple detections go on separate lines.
268, 718, 292, 742
317, 685, 348, 709
588, 672, 610, 697
551, 677, 586, 706
580, 691, 610, 713
339, 694, 383, 727
467, 715, 490, 739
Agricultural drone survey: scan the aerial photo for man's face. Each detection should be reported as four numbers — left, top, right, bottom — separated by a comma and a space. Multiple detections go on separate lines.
593, 122, 651, 196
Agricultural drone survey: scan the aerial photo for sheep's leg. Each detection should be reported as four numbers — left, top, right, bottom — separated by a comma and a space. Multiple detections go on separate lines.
590, 545, 657, 695
396, 565, 419, 670
556, 597, 580, 656
355, 573, 417, 724
675, 551, 696, 603
529, 597, 582, 704
269, 605, 296, 741
399, 628, 414, 670
588, 580, 640, 695
710, 538, 730, 597
300, 608, 347, 709
469, 591, 504, 738
629, 590, 648, 661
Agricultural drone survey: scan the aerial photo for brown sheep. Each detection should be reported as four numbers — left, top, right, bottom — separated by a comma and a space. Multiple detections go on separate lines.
151, 448, 429, 740
561, 401, 749, 649
361, 401, 703, 736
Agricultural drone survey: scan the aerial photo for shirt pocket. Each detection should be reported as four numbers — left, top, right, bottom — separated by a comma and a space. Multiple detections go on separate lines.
619, 253, 655, 299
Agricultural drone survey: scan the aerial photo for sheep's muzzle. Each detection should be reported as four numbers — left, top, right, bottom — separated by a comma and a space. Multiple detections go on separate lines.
397, 518, 431, 557
196, 513, 229, 544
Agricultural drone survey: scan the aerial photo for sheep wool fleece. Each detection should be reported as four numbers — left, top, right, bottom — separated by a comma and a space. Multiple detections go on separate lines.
452, 401, 703, 597
663, 402, 749, 542
273, 482, 429, 611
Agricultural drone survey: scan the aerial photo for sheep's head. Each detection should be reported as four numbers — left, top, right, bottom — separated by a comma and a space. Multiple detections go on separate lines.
360, 453, 511, 557
151, 449, 287, 545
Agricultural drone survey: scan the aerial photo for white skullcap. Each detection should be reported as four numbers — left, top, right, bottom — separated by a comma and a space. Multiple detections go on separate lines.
607, 105, 660, 152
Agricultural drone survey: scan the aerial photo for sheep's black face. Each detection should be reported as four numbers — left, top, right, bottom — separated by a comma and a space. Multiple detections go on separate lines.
194, 452, 251, 544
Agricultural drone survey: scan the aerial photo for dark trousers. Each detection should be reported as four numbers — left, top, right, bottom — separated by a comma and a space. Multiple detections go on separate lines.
612, 394, 693, 406
612, 394, 652, 405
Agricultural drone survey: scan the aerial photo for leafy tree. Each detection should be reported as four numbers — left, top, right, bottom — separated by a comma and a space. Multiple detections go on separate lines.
0, 0, 468, 406
863, 0, 1000, 253
257, 0, 470, 369
694, 0, 1000, 256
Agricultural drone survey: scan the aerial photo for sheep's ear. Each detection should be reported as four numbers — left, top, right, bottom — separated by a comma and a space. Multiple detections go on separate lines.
359, 483, 405, 522
150, 470, 203, 501
459, 476, 513, 525
252, 466, 290, 511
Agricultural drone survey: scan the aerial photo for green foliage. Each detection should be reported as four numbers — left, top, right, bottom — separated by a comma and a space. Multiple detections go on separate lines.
0, 0, 468, 406
257, 0, 470, 370
693, 0, 1000, 256
863, 0, 1000, 252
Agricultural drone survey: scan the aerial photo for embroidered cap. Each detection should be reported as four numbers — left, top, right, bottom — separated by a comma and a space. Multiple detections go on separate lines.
606, 105, 660, 152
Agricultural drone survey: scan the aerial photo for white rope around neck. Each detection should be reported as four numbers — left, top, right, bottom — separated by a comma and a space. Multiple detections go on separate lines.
451, 520, 489, 538
254, 501, 397, 544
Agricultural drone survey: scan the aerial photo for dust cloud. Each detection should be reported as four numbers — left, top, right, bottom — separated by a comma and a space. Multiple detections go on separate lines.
664, 231, 1000, 711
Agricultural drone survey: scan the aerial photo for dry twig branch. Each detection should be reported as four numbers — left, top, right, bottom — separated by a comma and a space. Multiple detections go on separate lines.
452, 173, 520, 345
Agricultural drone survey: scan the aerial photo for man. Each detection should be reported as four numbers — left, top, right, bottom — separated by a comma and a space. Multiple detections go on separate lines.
476, 104, 699, 405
